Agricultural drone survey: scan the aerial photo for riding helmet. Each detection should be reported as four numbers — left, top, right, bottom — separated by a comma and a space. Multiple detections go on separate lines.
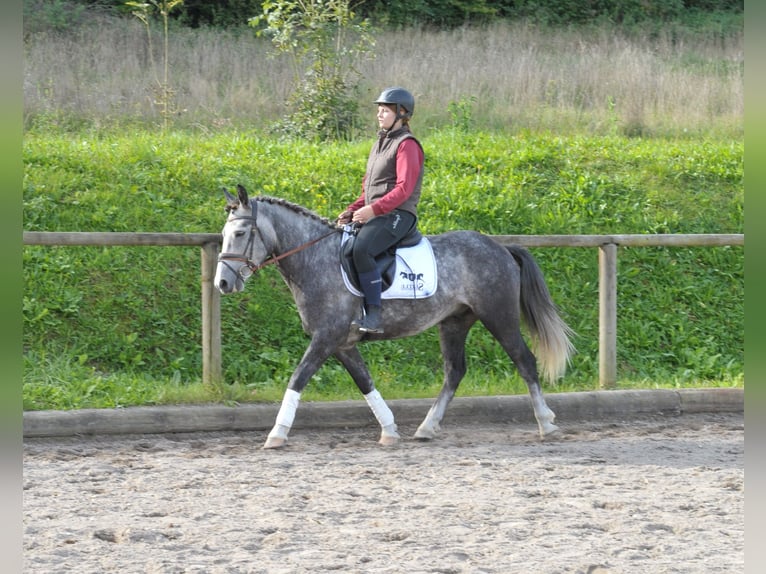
374, 87, 415, 120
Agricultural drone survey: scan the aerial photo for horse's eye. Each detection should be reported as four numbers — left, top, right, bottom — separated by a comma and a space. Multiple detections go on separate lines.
234, 230, 245, 237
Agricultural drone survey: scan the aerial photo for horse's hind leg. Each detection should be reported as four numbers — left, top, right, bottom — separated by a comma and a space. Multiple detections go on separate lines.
334, 346, 400, 446
482, 316, 559, 439
519, 354, 559, 438
414, 313, 474, 440
508, 345, 559, 437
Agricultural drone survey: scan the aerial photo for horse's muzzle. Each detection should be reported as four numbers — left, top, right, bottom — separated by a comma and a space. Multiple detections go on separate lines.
215, 258, 247, 294
216, 278, 234, 294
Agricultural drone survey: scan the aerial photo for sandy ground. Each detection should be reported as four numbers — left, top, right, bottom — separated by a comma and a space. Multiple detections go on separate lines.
23, 412, 743, 574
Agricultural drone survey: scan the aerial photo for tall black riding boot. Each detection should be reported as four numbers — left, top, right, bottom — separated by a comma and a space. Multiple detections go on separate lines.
352, 269, 384, 334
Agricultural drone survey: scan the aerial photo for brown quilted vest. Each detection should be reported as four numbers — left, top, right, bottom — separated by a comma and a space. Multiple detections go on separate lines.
363, 126, 424, 217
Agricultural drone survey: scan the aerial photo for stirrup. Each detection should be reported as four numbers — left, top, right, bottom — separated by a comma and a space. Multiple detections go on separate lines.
352, 316, 384, 334
353, 306, 383, 334
357, 318, 383, 334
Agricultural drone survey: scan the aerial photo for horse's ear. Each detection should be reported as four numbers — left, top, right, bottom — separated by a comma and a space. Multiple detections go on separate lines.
222, 187, 238, 207
236, 184, 250, 208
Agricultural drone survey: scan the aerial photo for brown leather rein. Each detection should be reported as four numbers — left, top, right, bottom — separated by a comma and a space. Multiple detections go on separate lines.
217, 213, 340, 276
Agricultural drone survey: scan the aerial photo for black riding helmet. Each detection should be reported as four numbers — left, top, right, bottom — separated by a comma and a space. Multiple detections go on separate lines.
374, 87, 415, 121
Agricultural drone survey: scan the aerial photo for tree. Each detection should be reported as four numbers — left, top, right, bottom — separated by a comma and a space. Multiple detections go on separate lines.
126, 0, 185, 131
250, 0, 376, 140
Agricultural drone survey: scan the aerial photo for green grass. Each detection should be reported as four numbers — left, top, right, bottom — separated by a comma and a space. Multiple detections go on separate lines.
22, 126, 743, 410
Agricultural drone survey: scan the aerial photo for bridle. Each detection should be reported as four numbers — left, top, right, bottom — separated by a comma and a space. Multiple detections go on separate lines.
217, 201, 338, 280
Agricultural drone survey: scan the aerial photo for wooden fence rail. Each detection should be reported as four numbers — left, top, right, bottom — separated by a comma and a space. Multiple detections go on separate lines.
23, 231, 744, 389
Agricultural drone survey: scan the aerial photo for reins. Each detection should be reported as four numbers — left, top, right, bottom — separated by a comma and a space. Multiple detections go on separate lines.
217, 208, 340, 276
246, 227, 339, 273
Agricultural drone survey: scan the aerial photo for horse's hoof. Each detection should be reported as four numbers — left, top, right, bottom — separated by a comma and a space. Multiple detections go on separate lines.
539, 423, 561, 440
263, 436, 287, 449
413, 427, 436, 440
378, 433, 399, 446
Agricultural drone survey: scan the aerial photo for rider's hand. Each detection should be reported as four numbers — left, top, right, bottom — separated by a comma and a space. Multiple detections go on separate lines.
337, 210, 352, 225
351, 205, 375, 225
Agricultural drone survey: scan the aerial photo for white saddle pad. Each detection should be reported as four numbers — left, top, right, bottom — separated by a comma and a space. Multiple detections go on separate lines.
341, 234, 438, 300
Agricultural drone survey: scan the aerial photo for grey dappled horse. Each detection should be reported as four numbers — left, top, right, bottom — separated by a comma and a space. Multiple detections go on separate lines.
215, 185, 575, 449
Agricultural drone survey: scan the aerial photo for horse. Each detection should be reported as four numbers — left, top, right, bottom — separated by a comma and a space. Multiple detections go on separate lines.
214, 184, 575, 449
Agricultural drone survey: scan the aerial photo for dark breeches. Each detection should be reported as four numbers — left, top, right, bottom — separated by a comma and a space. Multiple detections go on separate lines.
352, 209, 416, 273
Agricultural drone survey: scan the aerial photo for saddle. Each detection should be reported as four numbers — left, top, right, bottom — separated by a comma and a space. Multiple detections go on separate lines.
340, 223, 424, 292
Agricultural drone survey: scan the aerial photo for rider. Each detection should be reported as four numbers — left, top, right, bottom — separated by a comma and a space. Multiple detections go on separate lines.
337, 87, 425, 334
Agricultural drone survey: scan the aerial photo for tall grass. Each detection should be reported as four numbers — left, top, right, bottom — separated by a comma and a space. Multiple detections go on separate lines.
23, 15, 743, 137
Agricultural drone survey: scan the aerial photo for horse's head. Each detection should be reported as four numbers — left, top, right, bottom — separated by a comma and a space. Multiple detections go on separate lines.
214, 184, 271, 294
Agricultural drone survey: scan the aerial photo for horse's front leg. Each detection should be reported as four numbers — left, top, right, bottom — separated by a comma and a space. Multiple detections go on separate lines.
334, 346, 400, 446
263, 338, 334, 449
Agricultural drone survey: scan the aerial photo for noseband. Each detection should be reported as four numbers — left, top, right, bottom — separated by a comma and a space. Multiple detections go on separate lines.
217, 202, 338, 279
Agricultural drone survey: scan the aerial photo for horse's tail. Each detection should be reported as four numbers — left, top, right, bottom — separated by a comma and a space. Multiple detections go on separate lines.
505, 245, 576, 384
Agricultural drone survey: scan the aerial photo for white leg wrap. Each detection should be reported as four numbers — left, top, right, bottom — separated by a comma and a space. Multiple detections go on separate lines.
364, 389, 395, 428
274, 389, 301, 429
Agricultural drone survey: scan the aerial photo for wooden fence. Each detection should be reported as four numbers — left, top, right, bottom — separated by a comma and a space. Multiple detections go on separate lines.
23, 231, 744, 388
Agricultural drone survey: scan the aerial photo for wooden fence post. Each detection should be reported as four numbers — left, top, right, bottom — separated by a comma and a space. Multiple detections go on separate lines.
201, 242, 222, 385
599, 243, 618, 388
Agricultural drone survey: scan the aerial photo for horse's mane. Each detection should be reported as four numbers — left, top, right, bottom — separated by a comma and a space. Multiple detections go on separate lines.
255, 195, 336, 230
